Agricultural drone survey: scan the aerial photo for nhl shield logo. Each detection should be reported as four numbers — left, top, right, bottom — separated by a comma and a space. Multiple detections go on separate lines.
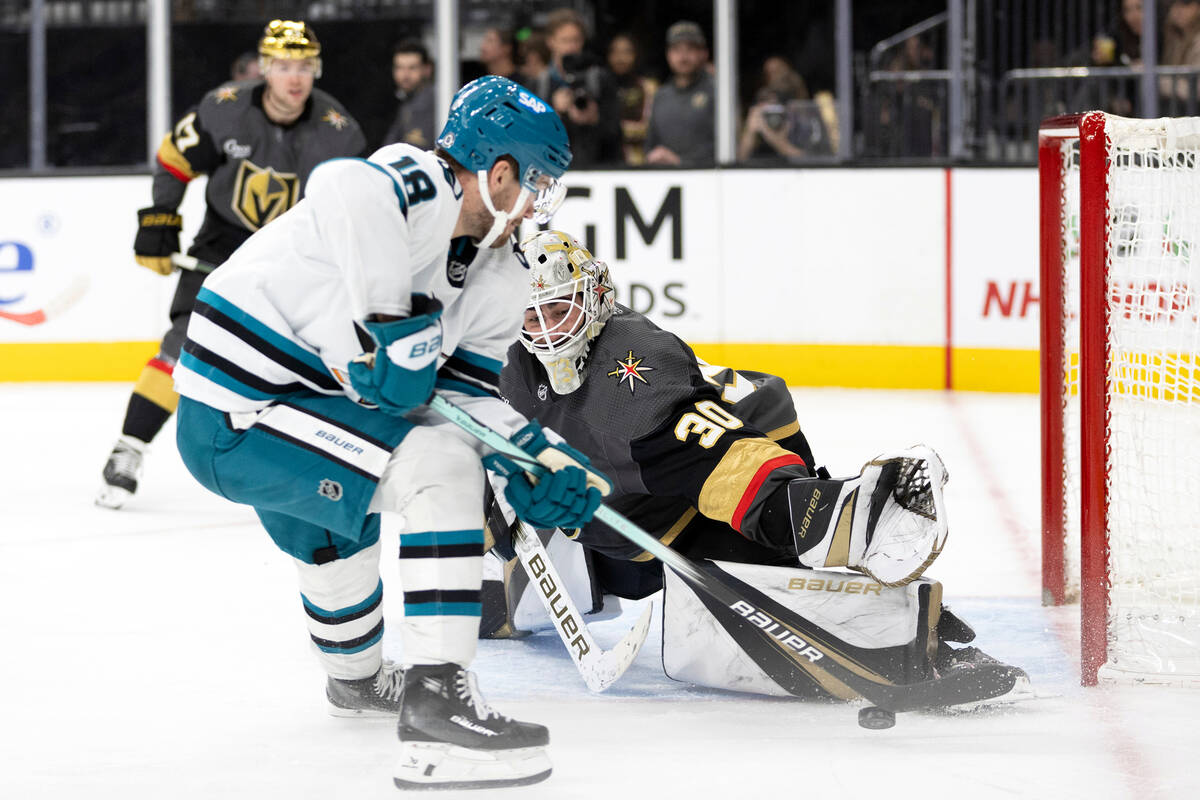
537, 384, 548, 401
318, 479, 343, 501
445, 236, 477, 288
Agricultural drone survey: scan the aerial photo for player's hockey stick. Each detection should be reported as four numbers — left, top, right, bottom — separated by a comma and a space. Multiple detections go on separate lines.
170, 253, 218, 273
0, 273, 90, 326
429, 393, 1019, 714
512, 520, 653, 692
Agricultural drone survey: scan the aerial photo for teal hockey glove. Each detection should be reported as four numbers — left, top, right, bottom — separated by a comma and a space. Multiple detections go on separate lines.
482, 420, 612, 530
349, 295, 443, 415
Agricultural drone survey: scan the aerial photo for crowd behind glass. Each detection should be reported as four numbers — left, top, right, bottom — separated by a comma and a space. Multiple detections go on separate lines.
5, 0, 1200, 169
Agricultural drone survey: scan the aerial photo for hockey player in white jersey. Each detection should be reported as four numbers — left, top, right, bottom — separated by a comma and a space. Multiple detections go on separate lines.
173, 76, 606, 790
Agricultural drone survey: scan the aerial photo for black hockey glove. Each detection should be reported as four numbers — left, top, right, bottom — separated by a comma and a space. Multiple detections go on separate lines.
134, 206, 182, 275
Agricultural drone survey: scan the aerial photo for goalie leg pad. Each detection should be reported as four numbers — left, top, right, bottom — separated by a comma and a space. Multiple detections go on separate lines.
787, 445, 950, 587
663, 560, 942, 700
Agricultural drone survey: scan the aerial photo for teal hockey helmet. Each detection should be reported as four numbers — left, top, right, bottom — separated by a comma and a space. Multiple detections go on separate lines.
436, 76, 572, 196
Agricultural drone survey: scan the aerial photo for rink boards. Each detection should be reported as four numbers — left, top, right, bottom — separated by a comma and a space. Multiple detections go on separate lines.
0, 167, 1039, 391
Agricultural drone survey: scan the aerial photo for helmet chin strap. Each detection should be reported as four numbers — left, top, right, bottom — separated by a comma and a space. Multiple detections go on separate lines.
476, 169, 532, 249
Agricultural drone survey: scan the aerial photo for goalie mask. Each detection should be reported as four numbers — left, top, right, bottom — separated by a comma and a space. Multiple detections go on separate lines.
519, 230, 615, 395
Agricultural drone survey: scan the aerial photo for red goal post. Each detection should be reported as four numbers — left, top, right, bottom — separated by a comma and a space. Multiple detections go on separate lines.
1039, 111, 1200, 688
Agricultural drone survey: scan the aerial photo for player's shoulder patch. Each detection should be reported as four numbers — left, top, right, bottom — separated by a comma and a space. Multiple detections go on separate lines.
201, 79, 257, 112
588, 309, 702, 421
310, 88, 360, 134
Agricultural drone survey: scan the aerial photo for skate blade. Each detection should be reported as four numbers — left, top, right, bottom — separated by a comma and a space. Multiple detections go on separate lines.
393, 742, 551, 790
326, 702, 397, 719
94, 485, 133, 509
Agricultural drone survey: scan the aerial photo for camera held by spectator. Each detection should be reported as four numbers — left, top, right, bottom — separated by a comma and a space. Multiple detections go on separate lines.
560, 52, 598, 111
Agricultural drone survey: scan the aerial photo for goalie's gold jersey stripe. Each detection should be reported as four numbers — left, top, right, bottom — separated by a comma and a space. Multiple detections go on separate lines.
698, 437, 795, 526
0, 342, 1040, 391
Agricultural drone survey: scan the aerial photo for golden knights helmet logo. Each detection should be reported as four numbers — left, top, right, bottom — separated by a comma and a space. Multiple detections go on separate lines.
231, 159, 299, 230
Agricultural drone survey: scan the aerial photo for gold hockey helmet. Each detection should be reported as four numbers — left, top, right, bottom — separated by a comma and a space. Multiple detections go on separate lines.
259, 20, 321, 69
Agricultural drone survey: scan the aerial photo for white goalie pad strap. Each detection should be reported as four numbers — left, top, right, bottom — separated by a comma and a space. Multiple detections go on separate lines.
662, 561, 937, 697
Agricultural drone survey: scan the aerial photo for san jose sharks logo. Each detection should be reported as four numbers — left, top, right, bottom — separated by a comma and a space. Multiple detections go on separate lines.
608, 350, 654, 394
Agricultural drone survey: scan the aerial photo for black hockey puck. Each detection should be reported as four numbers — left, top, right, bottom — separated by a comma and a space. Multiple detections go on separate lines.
858, 706, 896, 730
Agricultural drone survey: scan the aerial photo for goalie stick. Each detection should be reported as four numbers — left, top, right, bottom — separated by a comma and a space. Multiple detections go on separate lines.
429, 393, 1020, 715
512, 521, 653, 692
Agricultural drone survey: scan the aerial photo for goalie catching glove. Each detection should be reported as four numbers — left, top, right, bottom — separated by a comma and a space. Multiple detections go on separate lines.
134, 206, 183, 275
348, 294, 443, 415
483, 420, 611, 531
787, 445, 949, 587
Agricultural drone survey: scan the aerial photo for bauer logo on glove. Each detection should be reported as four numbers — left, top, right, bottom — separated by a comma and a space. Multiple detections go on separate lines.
133, 205, 184, 275
347, 294, 443, 415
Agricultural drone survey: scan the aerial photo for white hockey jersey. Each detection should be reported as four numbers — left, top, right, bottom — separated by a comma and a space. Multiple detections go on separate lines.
173, 144, 528, 422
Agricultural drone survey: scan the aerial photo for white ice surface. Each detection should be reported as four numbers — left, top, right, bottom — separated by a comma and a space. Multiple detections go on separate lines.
2, 384, 1198, 800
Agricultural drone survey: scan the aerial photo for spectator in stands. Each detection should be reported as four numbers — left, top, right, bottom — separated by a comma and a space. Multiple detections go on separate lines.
479, 26, 521, 82
1068, 0, 1143, 116
533, 8, 622, 166
645, 21, 715, 166
1162, 0, 1200, 109
518, 31, 552, 92
607, 33, 658, 165
875, 33, 938, 157
738, 56, 834, 163
230, 51, 260, 81
1091, 0, 1143, 67
382, 39, 435, 149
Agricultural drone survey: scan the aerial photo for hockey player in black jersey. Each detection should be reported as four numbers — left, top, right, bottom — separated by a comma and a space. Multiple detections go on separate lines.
492, 229, 1029, 703
96, 19, 367, 509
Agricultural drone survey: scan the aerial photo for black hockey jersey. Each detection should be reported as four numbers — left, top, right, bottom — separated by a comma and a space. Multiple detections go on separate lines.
500, 304, 813, 560
151, 80, 367, 265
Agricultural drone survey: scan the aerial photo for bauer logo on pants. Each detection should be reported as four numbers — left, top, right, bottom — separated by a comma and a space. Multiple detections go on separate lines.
318, 479, 343, 501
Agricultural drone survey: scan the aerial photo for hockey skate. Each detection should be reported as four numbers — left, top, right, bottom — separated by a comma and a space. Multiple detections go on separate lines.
95, 436, 146, 509
327, 661, 404, 717
393, 663, 551, 790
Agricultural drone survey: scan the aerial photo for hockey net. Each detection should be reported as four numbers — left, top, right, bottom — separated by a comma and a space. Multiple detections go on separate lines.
1040, 112, 1200, 687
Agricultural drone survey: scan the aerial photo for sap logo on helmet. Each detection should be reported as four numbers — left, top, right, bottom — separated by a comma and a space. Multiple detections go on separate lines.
517, 91, 547, 114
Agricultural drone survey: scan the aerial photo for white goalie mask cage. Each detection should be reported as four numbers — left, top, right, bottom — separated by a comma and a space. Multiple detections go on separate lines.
519, 230, 616, 394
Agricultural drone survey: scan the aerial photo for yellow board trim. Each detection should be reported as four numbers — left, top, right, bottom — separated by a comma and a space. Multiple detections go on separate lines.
0, 341, 1041, 392
0, 341, 159, 381
950, 347, 1039, 393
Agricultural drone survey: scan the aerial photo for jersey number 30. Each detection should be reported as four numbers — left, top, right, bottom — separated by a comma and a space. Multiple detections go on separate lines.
675, 400, 744, 448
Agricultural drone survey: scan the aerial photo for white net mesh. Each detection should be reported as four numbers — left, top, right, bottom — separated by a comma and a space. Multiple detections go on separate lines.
1062, 115, 1200, 684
